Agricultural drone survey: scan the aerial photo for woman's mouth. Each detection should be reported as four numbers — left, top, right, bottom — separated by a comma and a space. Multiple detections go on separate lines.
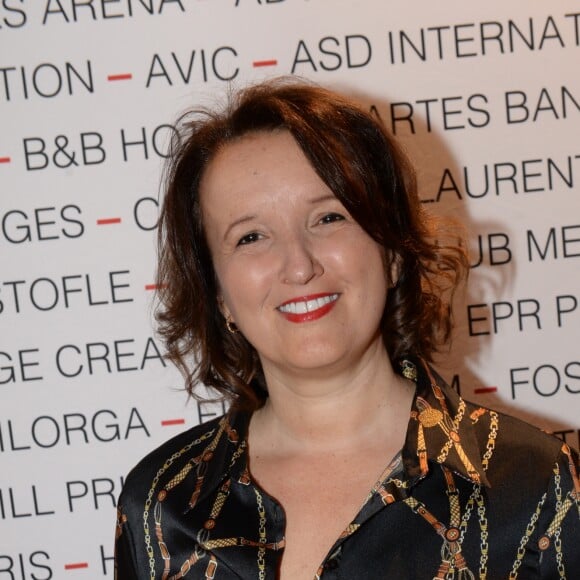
277, 293, 339, 323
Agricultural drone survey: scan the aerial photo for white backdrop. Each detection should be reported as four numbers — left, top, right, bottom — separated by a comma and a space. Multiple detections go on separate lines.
1, 1, 579, 577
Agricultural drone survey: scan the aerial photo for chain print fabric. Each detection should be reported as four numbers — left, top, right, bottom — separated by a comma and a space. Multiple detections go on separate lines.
115, 360, 580, 579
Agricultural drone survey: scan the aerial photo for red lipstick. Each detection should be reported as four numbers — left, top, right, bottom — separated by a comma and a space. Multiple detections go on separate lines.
277, 293, 339, 323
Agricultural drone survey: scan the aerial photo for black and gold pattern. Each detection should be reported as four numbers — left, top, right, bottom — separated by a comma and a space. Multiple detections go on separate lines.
115, 360, 580, 578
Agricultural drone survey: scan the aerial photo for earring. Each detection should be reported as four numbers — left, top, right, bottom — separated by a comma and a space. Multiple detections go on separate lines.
225, 315, 238, 334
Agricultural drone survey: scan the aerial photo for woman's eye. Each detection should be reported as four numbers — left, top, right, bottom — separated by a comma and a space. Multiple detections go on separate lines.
237, 232, 261, 246
319, 212, 345, 224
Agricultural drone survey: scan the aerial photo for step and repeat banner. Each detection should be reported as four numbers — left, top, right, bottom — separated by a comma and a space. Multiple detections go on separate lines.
1, 0, 579, 577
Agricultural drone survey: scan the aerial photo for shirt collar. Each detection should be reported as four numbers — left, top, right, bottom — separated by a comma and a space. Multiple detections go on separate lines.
401, 358, 491, 489
190, 356, 490, 511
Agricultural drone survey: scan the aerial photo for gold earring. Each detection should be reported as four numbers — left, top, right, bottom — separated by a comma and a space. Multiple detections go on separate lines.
225, 315, 238, 334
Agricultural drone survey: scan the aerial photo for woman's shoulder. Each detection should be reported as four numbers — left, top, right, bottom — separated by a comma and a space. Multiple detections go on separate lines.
119, 413, 227, 509
420, 361, 576, 483
485, 404, 562, 450
465, 399, 577, 487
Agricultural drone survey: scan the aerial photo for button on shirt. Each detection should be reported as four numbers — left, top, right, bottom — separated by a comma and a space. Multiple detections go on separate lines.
115, 360, 580, 579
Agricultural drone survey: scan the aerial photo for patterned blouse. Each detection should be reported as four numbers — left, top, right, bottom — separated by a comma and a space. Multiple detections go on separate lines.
115, 360, 580, 579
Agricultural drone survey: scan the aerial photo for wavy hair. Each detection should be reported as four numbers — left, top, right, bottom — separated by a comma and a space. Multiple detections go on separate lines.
156, 78, 468, 410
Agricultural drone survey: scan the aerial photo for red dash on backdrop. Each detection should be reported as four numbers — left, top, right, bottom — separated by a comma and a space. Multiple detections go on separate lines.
107, 73, 133, 81
64, 563, 89, 570
145, 284, 167, 291
474, 387, 498, 395
0, 157, 11, 163
97, 217, 122, 225
162, 419, 186, 427
253, 60, 278, 67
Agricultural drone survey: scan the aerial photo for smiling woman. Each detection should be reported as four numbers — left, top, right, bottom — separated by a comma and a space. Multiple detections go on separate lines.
114, 79, 580, 579
154, 79, 463, 410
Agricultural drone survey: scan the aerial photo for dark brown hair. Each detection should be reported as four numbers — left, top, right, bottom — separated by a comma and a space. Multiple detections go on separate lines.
156, 78, 468, 410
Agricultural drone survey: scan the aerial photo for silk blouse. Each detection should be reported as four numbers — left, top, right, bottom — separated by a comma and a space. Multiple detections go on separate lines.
115, 360, 580, 579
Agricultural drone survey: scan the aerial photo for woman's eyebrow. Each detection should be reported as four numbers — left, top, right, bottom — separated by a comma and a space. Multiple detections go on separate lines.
308, 194, 336, 204
223, 214, 257, 241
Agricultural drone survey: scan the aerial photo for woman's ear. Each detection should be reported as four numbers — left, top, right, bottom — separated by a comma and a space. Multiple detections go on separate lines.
387, 252, 402, 288
217, 294, 225, 315
217, 294, 233, 322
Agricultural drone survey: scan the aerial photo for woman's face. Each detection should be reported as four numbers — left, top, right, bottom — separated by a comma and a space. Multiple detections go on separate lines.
200, 130, 391, 382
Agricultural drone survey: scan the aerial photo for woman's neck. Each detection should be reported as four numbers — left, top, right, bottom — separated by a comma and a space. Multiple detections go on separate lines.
250, 346, 416, 455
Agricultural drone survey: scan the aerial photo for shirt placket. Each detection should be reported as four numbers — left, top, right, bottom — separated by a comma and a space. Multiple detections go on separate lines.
316, 473, 410, 578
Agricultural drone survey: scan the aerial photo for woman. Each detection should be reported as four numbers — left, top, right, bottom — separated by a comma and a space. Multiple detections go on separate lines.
115, 79, 580, 579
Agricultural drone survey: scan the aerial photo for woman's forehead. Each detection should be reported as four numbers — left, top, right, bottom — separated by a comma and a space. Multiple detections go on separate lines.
200, 131, 322, 201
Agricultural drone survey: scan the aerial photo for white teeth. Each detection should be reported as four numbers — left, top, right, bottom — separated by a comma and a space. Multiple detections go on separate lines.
278, 294, 338, 314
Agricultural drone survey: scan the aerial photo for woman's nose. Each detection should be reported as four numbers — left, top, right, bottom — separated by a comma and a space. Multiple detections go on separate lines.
279, 235, 324, 285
